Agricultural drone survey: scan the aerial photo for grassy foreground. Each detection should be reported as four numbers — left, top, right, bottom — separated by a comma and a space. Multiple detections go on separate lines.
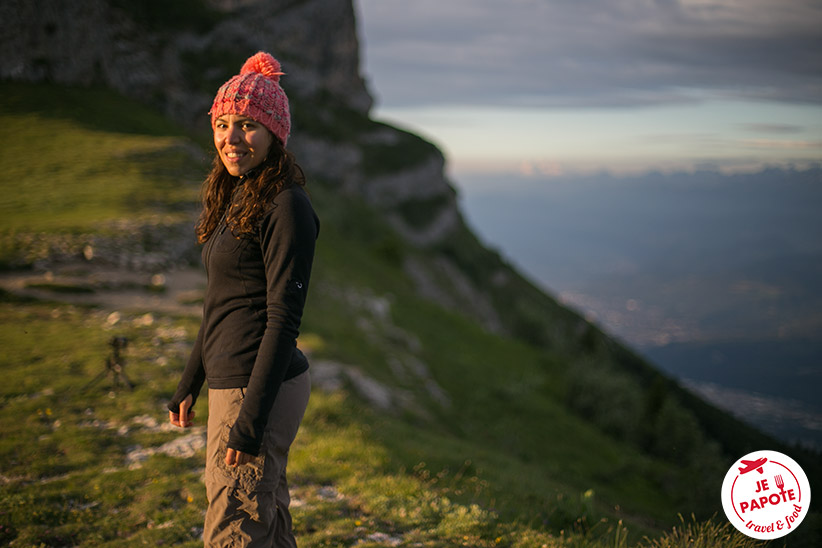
0, 296, 764, 548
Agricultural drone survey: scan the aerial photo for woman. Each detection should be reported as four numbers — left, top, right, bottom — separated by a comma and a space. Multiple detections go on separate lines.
168, 51, 319, 547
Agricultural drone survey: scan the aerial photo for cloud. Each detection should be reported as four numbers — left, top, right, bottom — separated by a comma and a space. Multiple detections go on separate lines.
740, 123, 804, 134
740, 139, 822, 150
356, 0, 822, 109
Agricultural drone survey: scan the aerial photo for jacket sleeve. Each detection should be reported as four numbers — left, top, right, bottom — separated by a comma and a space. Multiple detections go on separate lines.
168, 323, 207, 412
228, 187, 318, 455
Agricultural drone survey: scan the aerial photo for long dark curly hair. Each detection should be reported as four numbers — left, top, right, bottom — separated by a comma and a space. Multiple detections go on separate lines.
196, 140, 305, 244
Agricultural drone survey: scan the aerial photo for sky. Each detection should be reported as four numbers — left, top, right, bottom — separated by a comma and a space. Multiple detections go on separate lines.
354, 0, 822, 180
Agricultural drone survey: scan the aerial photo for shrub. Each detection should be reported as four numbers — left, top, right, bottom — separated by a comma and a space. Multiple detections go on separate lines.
565, 361, 644, 443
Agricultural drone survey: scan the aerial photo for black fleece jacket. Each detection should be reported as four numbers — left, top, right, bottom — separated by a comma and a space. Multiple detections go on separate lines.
169, 183, 319, 455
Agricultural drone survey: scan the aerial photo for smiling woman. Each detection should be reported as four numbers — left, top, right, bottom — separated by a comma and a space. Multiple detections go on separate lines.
167, 51, 320, 547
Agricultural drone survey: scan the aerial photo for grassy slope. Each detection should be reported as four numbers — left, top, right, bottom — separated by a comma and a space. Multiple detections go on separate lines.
0, 83, 201, 240
0, 82, 798, 547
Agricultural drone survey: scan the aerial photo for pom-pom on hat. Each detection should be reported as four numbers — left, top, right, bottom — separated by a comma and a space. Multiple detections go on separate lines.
210, 51, 291, 145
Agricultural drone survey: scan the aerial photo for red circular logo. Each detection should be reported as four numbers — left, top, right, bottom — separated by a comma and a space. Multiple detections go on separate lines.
721, 450, 811, 539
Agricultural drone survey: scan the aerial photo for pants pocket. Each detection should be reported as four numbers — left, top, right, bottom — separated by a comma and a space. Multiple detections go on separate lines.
214, 420, 267, 492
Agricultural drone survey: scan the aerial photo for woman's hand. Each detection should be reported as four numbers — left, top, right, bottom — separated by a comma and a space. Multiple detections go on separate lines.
169, 394, 195, 427
225, 447, 254, 467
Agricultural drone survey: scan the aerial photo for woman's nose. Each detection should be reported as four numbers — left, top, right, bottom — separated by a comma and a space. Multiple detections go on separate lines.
225, 125, 241, 144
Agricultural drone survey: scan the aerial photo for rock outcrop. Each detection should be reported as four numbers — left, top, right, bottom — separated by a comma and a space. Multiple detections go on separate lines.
0, 0, 372, 125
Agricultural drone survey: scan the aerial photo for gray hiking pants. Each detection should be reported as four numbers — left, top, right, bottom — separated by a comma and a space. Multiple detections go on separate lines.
203, 371, 310, 547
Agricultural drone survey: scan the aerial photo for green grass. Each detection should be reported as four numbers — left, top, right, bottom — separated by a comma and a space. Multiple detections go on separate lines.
0, 82, 203, 266
300, 266, 684, 532
2, 114, 194, 231
0, 298, 774, 547
0, 299, 629, 546
0, 303, 204, 546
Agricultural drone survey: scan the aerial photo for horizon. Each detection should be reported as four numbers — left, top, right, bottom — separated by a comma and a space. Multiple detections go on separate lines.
354, 0, 822, 184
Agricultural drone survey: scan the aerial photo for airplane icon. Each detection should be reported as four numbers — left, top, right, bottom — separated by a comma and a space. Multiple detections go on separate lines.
739, 458, 768, 475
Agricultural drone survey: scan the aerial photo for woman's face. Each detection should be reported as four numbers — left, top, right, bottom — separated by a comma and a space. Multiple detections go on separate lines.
213, 114, 274, 176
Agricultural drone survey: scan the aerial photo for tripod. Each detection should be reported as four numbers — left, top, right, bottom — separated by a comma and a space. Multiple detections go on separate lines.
84, 336, 134, 391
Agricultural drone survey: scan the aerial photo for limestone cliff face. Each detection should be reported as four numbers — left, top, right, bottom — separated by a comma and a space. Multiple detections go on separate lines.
0, 0, 372, 123
0, 0, 506, 334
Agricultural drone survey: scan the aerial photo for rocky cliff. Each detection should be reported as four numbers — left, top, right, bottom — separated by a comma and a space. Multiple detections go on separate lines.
0, 0, 372, 123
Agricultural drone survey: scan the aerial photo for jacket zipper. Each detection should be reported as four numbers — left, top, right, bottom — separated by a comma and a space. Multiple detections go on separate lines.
204, 183, 242, 273
204, 210, 229, 273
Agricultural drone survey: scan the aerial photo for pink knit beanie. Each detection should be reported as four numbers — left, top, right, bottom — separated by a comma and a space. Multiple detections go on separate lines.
209, 52, 291, 145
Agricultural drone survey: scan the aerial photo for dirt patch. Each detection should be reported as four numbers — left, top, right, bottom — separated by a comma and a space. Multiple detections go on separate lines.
0, 263, 205, 317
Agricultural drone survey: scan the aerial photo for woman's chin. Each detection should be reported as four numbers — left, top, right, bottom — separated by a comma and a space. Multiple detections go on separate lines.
223, 163, 244, 177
